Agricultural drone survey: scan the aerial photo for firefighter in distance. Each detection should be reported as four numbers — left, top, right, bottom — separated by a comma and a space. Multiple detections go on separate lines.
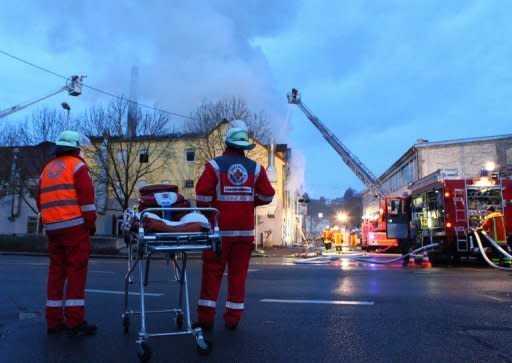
478, 206, 510, 266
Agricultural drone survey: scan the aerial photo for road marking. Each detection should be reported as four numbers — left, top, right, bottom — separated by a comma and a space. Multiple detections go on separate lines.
224, 268, 259, 276
260, 299, 374, 306
85, 289, 163, 297
89, 270, 115, 274
483, 294, 507, 303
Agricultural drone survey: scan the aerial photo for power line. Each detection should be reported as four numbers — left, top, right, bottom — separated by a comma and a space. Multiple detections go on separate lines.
0, 48, 193, 120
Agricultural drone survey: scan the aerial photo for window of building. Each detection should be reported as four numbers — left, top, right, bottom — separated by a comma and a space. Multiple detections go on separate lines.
27, 216, 42, 234
139, 149, 149, 163
117, 150, 128, 163
185, 148, 195, 162
184, 180, 194, 188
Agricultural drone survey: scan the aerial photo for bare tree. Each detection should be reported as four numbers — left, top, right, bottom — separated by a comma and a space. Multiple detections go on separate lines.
187, 96, 273, 165
79, 99, 177, 211
0, 111, 58, 212
27, 107, 66, 144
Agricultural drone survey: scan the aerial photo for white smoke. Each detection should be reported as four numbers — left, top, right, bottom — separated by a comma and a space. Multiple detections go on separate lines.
0, 1, 298, 141
287, 149, 306, 197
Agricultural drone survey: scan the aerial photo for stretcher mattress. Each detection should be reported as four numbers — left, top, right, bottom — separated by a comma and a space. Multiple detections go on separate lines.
142, 212, 210, 233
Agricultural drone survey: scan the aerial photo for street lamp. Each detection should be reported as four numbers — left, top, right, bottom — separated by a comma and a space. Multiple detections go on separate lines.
337, 212, 348, 223
485, 161, 496, 172
61, 102, 71, 129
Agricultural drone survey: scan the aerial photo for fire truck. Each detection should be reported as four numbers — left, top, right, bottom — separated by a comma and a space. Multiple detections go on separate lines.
287, 89, 407, 250
407, 168, 512, 261
361, 198, 405, 251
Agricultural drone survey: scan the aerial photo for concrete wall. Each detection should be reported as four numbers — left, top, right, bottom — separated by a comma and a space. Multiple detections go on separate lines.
418, 142, 496, 179
0, 234, 121, 254
0, 194, 39, 235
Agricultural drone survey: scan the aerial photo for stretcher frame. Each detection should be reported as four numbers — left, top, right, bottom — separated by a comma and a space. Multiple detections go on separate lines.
121, 207, 221, 361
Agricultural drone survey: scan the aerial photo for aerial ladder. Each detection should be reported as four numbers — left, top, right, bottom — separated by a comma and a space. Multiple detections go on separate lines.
287, 88, 385, 197
0, 75, 85, 120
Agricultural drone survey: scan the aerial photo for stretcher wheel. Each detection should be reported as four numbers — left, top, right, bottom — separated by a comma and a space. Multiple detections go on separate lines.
122, 314, 130, 334
136, 341, 152, 362
196, 338, 212, 355
176, 312, 183, 329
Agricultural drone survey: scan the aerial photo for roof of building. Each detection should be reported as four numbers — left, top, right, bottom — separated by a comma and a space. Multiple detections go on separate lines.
413, 133, 512, 148
376, 133, 512, 185
0, 141, 55, 179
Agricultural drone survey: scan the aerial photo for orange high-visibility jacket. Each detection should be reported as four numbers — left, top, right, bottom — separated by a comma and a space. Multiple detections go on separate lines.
38, 155, 95, 231
333, 230, 343, 245
482, 211, 506, 243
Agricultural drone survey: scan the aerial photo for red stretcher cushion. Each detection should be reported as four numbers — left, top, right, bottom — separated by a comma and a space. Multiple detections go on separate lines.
142, 212, 210, 233
143, 219, 208, 233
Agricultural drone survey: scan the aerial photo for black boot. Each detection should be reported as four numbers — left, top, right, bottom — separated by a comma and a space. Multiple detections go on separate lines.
225, 323, 238, 331
68, 321, 97, 337
47, 323, 67, 335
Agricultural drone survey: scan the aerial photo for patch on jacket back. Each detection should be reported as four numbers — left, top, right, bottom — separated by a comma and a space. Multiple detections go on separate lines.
227, 163, 248, 185
48, 160, 65, 179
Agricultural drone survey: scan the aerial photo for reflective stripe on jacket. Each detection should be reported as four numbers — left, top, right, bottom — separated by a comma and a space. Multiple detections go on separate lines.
39, 156, 85, 229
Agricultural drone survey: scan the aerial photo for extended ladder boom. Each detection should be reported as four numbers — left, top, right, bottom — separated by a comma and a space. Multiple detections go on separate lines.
0, 75, 84, 120
287, 88, 385, 197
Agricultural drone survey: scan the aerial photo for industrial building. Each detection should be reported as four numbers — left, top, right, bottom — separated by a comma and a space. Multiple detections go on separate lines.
363, 134, 512, 217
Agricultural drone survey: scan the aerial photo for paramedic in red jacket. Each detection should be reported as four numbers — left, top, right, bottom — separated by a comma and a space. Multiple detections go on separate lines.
37, 130, 97, 336
194, 120, 275, 331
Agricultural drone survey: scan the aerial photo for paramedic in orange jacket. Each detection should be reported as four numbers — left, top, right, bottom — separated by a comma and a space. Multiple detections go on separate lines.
194, 120, 275, 331
37, 131, 97, 336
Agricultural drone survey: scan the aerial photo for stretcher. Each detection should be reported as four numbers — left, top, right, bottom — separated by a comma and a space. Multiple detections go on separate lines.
121, 186, 221, 362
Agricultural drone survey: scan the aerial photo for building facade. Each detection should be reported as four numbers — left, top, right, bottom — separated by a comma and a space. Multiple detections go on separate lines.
0, 122, 301, 247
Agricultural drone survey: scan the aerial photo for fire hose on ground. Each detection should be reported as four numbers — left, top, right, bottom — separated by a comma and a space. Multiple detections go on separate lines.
293, 243, 439, 265
472, 229, 512, 271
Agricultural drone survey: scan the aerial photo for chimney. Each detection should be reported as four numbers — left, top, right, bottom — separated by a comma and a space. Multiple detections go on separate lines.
127, 65, 139, 138
267, 139, 277, 184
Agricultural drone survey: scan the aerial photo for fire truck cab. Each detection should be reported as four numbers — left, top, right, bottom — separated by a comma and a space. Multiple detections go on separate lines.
409, 168, 512, 262
361, 197, 409, 251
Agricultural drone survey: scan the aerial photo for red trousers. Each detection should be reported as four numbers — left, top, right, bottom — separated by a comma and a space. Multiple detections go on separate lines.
197, 240, 254, 326
46, 226, 91, 329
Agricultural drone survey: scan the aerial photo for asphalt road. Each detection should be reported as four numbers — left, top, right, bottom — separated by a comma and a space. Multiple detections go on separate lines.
1, 253, 512, 363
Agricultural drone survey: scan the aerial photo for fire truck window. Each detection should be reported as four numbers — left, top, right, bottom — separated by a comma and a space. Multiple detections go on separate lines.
387, 200, 399, 215
466, 186, 503, 227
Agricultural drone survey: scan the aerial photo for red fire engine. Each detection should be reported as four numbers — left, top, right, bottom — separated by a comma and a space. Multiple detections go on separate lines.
361, 198, 401, 251
408, 168, 512, 261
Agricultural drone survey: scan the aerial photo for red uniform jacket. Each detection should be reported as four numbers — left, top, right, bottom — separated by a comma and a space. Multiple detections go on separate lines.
37, 154, 96, 236
195, 148, 275, 243
482, 211, 506, 243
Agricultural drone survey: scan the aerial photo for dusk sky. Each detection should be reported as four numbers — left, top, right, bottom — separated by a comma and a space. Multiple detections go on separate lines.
1, 1, 511, 199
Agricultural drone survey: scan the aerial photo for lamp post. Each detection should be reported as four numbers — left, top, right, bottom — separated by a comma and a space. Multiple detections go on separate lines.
61, 102, 71, 129
337, 212, 348, 224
